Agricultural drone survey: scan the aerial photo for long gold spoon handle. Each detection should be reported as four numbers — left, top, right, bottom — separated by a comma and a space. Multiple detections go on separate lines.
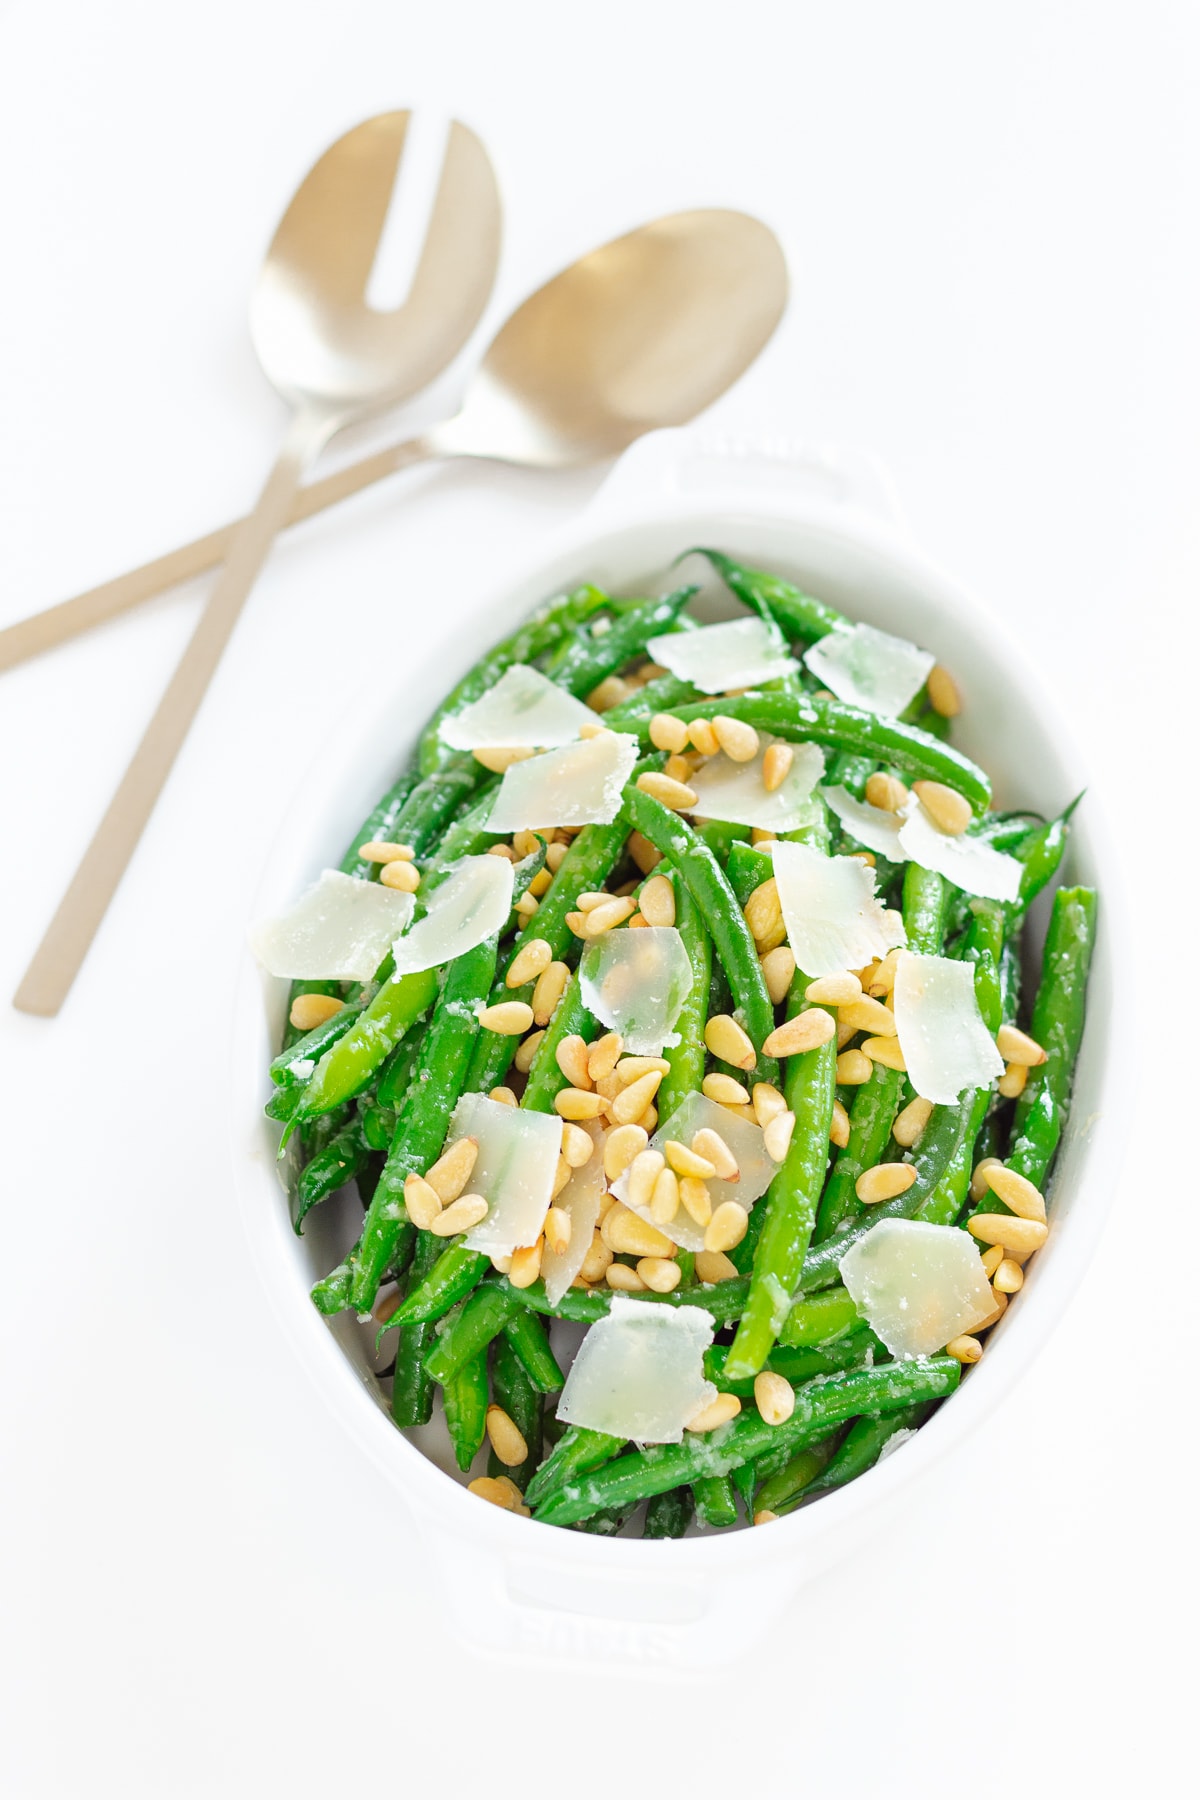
0, 433, 437, 674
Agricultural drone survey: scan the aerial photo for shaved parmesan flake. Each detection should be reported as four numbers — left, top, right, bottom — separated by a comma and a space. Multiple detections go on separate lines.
487, 730, 639, 832
542, 1124, 606, 1305
448, 1092, 561, 1256
897, 800, 1022, 903
438, 663, 596, 751
556, 1297, 716, 1444
822, 784, 905, 860
804, 622, 934, 717
612, 1091, 777, 1252
647, 617, 797, 694
249, 869, 414, 981
690, 737, 825, 831
892, 950, 1004, 1104
772, 841, 906, 978
579, 926, 693, 1056
390, 855, 513, 977
839, 1218, 996, 1359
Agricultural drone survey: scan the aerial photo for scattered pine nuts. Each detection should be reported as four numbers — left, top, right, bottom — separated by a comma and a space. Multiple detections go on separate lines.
994, 1258, 1024, 1294
628, 830, 664, 874
686, 1392, 742, 1433
926, 664, 961, 717
754, 1371, 795, 1426
838, 996, 898, 1037
970, 1156, 1003, 1203
691, 1127, 739, 1181
513, 1029, 546, 1072
529, 868, 553, 898
763, 1009, 836, 1058
602, 1204, 676, 1258
579, 1234, 613, 1283
380, 859, 420, 892
555, 1034, 593, 1091
705, 1013, 757, 1070
603, 1123, 649, 1182
512, 830, 543, 859
686, 717, 720, 756
615, 1055, 670, 1085
478, 999, 535, 1035
372, 1286, 403, 1324
514, 892, 539, 920
626, 1148, 666, 1211
695, 1249, 739, 1284
837, 1048, 873, 1084
968, 1214, 1049, 1254
488, 1086, 517, 1108
487, 843, 517, 860
979, 1242, 1005, 1278
856, 1162, 917, 1204
664, 1139, 717, 1179
982, 1164, 1047, 1222
751, 1081, 787, 1126
650, 1166, 681, 1224
611, 1069, 664, 1125
713, 714, 760, 762
473, 746, 535, 773
703, 1072, 751, 1107
744, 878, 784, 947
430, 1194, 489, 1236
679, 1176, 713, 1226
554, 1087, 607, 1121
638, 1257, 682, 1293
404, 1173, 443, 1230
893, 1096, 934, 1147
762, 742, 794, 792
587, 675, 630, 711
606, 1262, 647, 1292
583, 896, 637, 936
804, 971, 862, 1006
288, 992, 345, 1031
359, 840, 415, 863
637, 771, 698, 811
649, 712, 689, 753
426, 1137, 478, 1202
867, 949, 901, 996
508, 1241, 543, 1288
912, 780, 972, 836
506, 937, 553, 988
996, 1024, 1047, 1067
946, 1335, 983, 1364
565, 910, 589, 939
763, 1109, 796, 1163
486, 1404, 529, 1467
997, 1061, 1028, 1099
639, 873, 677, 927
705, 1201, 749, 1253
760, 945, 797, 1005
468, 1475, 530, 1515
663, 753, 695, 784
531, 960, 570, 1026
864, 772, 908, 813
861, 1036, 906, 1071
543, 1206, 572, 1255
830, 1099, 851, 1148
753, 1509, 779, 1526
561, 1121, 595, 1168
586, 1032, 624, 1083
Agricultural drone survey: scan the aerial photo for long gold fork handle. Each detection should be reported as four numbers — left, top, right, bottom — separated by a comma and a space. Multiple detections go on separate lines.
0, 433, 435, 674
13, 406, 337, 1017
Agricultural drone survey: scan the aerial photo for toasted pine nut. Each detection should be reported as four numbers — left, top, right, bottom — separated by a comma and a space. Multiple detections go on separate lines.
430, 1194, 489, 1236
602, 1204, 676, 1258
638, 873, 677, 928
994, 1258, 1024, 1294
404, 1173, 443, 1230
426, 1137, 478, 1203
838, 996, 897, 1037
514, 892, 539, 920
586, 1032, 624, 1082
970, 1156, 1003, 1203
663, 753, 695, 784
579, 1234, 613, 1283
626, 1148, 666, 1210
705, 1013, 757, 1070
997, 1061, 1028, 1098
830, 1099, 851, 1148
636, 770, 699, 811
508, 1240, 543, 1287
912, 780, 972, 835
288, 992, 345, 1031
968, 1214, 1049, 1254
705, 1201, 749, 1253
946, 1335, 983, 1363
760, 945, 796, 1005
862, 1036, 906, 1071
893, 1096, 933, 1147
761, 742, 794, 792
606, 1262, 648, 1291
615, 1055, 671, 1085
638, 1257, 682, 1294
753, 1509, 779, 1526
484, 1089, 515, 1113
864, 772, 908, 813
506, 938, 553, 988
703, 1072, 752, 1107
649, 712, 689, 753
979, 1242, 1005, 1278
611, 1069, 664, 1125
763, 1110, 796, 1163
583, 896, 637, 937
754, 1371, 795, 1426
542, 840, 569, 874
744, 878, 784, 947
628, 830, 663, 874
996, 1023, 1047, 1067
691, 1127, 739, 1181
713, 714, 760, 762
555, 1034, 593, 1090
531, 960, 570, 1026
837, 1048, 873, 1084
804, 971, 862, 1006
664, 1139, 717, 1179
650, 1166, 681, 1224
836, 1019, 858, 1049
543, 1206, 572, 1256
565, 910, 589, 939
511, 830, 543, 859
926, 664, 961, 717
679, 1176, 713, 1226
473, 746, 534, 773
487, 843, 517, 860
576, 889, 615, 913
974, 1287, 1009, 1332
529, 868, 553, 897
601, 1123, 647, 1183
554, 1087, 606, 1121
380, 859, 420, 892
856, 1162, 917, 1204
359, 839, 415, 864
478, 999, 535, 1035
695, 1249, 739, 1283
751, 1081, 787, 1126
687, 717, 720, 756
686, 1392, 742, 1433
513, 1029, 545, 1073
763, 1010, 836, 1058
867, 949, 901, 996
561, 1121, 595, 1168
587, 675, 630, 711
982, 1164, 1047, 1222
468, 1475, 530, 1515
372, 1286, 403, 1324
486, 1404, 529, 1467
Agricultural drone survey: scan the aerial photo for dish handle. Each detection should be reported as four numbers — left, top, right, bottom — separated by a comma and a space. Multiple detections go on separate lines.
583, 426, 910, 537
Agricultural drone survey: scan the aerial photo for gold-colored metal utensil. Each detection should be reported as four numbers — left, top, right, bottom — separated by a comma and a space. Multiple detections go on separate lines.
0, 210, 788, 676
14, 112, 501, 1016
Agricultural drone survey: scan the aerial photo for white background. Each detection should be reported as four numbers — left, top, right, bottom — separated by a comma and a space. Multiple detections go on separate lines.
1, 1, 1193, 1794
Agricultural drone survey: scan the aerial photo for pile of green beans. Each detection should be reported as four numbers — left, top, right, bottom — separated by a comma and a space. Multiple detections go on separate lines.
265, 557, 1098, 1536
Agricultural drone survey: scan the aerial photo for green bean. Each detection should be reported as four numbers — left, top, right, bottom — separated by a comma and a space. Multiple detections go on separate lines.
549, 588, 697, 699
416, 784, 504, 887
535, 1358, 961, 1525
707, 1328, 880, 1396
487, 1331, 543, 1491
392, 1229, 443, 1428
339, 772, 421, 872
696, 549, 844, 643
778, 1286, 863, 1347
692, 1475, 740, 1528
359, 1102, 395, 1151
294, 1113, 370, 1232
488, 1274, 752, 1328
805, 1404, 932, 1496
393, 1243, 490, 1326
643, 1487, 695, 1538
725, 841, 773, 909
423, 1284, 521, 1386
288, 967, 438, 1123
271, 999, 367, 1088
501, 1309, 564, 1393
392, 754, 491, 856
524, 1425, 626, 1509
600, 673, 702, 731
623, 787, 779, 1086
519, 970, 598, 1114
443, 1349, 489, 1473
376, 1025, 425, 1112
1014, 885, 1097, 1135
656, 875, 711, 1128
753, 1437, 840, 1515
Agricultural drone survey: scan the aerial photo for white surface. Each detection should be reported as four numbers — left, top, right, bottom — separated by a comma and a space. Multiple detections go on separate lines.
0, 2, 1193, 1795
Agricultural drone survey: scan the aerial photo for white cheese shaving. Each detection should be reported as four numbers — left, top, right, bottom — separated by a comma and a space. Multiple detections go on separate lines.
390, 855, 513, 977
821, 784, 905, 859
838, 1218, 996, 1359
437, 663, 596, 751
541, 1125, 606, 1305
689, 737, 825, 831
579, 926, 694, 1056
646, 617, 797, 694
248, 869, 414, 981
897, 799, 1022, 902
803, 622, 934, 717
556, 1297, 717, 1444
772, 840, 907, 978
892, 950, 1005, 1104
487, 730, 639, 832
447, 1092, 561, 1256
612, 1091, 776, 1252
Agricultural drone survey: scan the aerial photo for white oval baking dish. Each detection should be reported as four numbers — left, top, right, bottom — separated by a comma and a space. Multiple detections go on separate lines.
231, 428, 1128, 1671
